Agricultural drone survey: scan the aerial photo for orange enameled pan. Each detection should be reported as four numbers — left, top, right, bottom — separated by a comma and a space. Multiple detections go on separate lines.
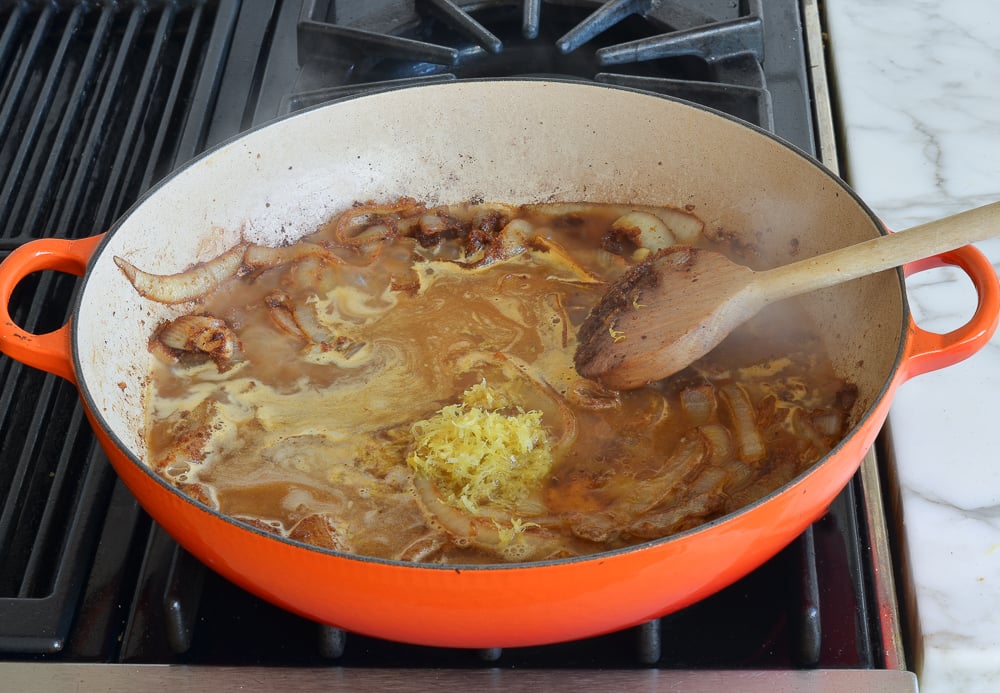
0, 80, 996, 647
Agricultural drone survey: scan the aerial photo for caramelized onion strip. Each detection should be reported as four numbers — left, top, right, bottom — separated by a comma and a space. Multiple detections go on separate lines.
153, 314, 240, 366
412, 475, 568, 563
610, 211, 676, 252
622, 434, 707, 514
565, 379, 621, 411
808, 408, 845, 437
626, 491, 721, 539
462, 218, 533, 269
697, 423, 733, 465
241, 242, 341, 276
331, 198, 426, 247
265, 292, 304, 340
719, 383, 766, 463
292, 301, 336, 345
566, 435, 707, 544
647, 206, 704, 244
265, 291, 337, 345
395, 533, 447, 563
530, 235, 602, 283
114, 243, 247, 305
679, 385, 717, 425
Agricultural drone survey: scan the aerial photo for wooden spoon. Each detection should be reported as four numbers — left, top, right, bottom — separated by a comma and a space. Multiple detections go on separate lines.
574, 201, 1000, 390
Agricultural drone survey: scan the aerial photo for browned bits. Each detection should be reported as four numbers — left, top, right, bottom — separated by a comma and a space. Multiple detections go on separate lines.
288, 514, 351, 552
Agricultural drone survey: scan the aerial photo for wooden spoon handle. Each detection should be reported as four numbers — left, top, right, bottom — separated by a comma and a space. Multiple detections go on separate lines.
758, 201, 1000, 301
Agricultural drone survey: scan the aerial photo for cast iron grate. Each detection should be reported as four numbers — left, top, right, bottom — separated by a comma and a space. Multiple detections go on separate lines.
0, 0, 267, 654
286, 0, 773, 129
0, 1, 227, 245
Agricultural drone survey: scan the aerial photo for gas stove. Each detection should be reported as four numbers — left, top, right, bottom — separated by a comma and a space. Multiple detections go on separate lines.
0, 1, 916, 689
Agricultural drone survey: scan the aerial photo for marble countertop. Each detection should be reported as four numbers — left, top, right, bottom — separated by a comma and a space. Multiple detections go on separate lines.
825, 1, 1000, 690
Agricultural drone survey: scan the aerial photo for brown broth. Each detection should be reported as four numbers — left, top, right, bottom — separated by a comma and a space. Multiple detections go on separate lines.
143, 201, 857, 564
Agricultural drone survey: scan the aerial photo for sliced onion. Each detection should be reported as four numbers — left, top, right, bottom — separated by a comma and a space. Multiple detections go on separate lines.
154, 314, 240, 364
395, 533, 446, 563
619, 434, 707, 515
565, 379, 621, 410
266, 291, 327, 343
469, 203, 517, 230
594, 247, 629, 277
415, 213, 457, 247
697, 423, 734, 465
810, 409, 845, 437
114, 243, 246, 305
241, 242, 340, 275
411, 475, 565, 562
419, 214, 447, 236
265, 291, 306, 340
285, 254, 343, 295
292, 301, 334, 344
611, 211, 675, 251
686, 466, 730, 498
648, 206, 704, 244
724, 460, 800, 513
720, 459, 756, 496
680, 384, 717, 425
626, 490, 721, 539
264, 291, 367, 363
529, 235, 602, 283
331, 198, 425, 247
719, 383, 765, 463
463, 217, 533, 269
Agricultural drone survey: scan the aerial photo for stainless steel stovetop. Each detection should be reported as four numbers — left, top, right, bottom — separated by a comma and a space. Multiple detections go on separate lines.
0, 1, 916, 689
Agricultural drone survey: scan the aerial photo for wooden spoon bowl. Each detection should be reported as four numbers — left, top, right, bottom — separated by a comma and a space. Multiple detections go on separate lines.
575, 201, 1000, 390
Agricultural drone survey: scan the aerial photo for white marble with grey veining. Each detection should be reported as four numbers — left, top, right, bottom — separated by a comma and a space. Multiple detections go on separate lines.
825, 1, 1000, 690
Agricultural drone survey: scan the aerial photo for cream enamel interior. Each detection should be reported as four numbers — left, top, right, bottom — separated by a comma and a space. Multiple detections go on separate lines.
73, 80, 902, 466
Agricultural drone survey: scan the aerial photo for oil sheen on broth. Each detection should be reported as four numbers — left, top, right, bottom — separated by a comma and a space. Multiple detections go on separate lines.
138, 200, 857, 564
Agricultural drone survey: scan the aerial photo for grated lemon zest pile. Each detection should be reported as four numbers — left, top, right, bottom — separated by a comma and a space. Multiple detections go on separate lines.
407, 381, 553, 516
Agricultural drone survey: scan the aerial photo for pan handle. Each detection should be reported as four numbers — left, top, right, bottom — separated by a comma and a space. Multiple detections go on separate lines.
0, 235, 105, 384
898, 244, 1000, 381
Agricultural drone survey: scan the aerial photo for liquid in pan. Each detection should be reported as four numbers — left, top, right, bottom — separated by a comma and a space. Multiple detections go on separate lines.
117, 199, 858, 564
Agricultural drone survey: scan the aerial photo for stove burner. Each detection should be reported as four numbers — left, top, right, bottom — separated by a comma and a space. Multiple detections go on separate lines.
288, 0, 772, 129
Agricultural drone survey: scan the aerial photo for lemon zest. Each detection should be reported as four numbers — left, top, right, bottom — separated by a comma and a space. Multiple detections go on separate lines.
407, 382, 552, 515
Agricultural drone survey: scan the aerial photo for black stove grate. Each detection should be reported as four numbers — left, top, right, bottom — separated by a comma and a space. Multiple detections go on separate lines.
1, 1, 223, 245
0, 0, 260, 654
287, 0, 776, 131
0, 0, 880, 671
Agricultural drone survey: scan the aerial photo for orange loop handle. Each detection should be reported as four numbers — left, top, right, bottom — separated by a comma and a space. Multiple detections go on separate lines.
0, 234, 105, 384
899, 244, 1000, 381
